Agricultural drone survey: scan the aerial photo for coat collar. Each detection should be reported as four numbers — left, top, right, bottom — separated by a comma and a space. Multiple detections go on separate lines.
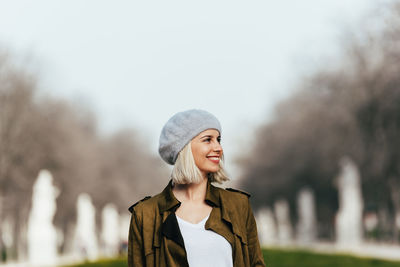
157, 178, 247, 248
205, 178, 220, 207
159, 180, 180, 213
158, 178, 220, 214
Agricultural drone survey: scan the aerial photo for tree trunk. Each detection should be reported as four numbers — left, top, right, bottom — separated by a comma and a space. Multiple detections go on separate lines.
0, 193, 4, 262
389, 177, 400, 243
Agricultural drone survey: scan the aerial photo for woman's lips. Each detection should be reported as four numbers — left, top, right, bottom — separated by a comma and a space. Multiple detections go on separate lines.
207, 156, 220, 164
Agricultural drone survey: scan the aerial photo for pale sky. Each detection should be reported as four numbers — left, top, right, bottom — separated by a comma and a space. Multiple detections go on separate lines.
0, 0, 376, 179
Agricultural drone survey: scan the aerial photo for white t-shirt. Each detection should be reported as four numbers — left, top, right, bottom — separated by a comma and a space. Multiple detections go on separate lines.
176, 214, 233, 267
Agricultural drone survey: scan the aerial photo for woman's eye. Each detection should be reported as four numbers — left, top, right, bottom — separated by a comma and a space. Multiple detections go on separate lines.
204, 138, 211, 142
217, 138, 221, 143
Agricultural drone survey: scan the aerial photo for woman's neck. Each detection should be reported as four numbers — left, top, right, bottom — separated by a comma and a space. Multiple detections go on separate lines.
173, 176, 208, 202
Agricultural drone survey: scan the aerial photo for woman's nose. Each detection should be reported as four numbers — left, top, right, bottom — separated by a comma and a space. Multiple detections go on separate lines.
213, 141, 222, 152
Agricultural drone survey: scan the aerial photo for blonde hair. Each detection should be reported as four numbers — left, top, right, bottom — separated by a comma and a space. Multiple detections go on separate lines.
171, 141, 229, 184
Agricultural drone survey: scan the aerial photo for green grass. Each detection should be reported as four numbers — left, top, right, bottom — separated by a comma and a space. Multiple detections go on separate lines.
263, 248, 400, 267
61, 258, 127, 267
61, 248, 400, 267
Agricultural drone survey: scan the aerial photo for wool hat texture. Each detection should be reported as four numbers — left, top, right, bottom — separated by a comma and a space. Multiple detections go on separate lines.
158, 109, 222, 165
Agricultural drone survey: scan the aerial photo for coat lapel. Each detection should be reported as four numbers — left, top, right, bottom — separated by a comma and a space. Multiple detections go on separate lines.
161, 212, 185, 248
205, 180, 236, 247
220, 190, 247, 244
158, 180, 185, 248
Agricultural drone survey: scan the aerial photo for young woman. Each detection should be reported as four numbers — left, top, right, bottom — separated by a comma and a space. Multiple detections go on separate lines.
128, 109, 265, 267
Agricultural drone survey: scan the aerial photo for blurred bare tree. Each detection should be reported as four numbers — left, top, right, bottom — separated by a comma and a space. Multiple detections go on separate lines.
0, 52, 44, 259
0, 51, 168, 260
238, 2, 400, 242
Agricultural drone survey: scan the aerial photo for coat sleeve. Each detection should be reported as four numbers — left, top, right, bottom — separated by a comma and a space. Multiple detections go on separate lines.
246, 199, 266, 267
128, 210, 145, 267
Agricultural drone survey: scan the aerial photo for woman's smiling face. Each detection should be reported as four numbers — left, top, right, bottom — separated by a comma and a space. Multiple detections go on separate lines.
190, 129, 222, 177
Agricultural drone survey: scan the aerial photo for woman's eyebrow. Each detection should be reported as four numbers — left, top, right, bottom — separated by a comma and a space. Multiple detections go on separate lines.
200, 135, 220, 139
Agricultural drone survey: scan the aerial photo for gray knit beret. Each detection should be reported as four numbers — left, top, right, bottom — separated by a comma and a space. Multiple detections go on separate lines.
158, 109, 221, 165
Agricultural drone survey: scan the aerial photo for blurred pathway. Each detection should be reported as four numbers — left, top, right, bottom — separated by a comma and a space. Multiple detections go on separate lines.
2, 242, 400, 266
267, 242, 400, 261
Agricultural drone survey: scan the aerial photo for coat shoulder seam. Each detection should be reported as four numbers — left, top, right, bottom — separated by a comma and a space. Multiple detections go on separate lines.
225, 187, 251, 198
128, 195, 152, 213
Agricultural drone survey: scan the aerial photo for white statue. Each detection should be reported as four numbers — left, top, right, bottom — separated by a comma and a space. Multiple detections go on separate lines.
335, 156, 363, 246
274, 199, 293, 244
256, 207, 277, 245
27, 169, 59, 266
101, 203, 120, 256
119, 212, 131, 253
296, 187, 317, 244
74, 193, 99, 260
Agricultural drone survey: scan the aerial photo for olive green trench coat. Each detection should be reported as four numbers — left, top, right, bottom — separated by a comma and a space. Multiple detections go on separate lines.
128, 179, 266, 267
